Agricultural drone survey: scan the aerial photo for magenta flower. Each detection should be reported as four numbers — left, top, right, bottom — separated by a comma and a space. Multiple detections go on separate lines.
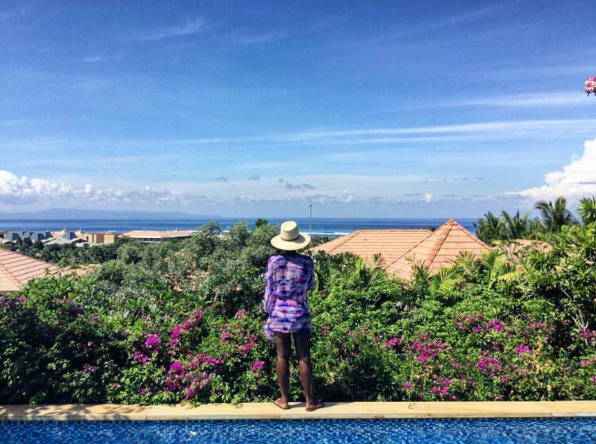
235, 310, 247, 319
252, 361, 265, 372
133, 349, 149, 366
169, 362, 184, 374
145, 334, 160, 351
515, 345, 532, 355
384, 337, 401, 348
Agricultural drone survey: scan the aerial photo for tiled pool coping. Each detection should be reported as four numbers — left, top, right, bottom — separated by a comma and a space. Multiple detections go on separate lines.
1, 401, 596, 421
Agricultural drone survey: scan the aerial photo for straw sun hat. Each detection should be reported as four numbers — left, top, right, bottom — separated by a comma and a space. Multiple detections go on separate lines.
270, 221, 311, 251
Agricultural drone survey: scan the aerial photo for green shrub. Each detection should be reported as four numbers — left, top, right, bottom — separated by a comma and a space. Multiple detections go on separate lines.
0, 216, 594, 404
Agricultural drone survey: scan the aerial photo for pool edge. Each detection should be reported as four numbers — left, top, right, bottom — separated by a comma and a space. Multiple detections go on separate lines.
1, 401, 596, 421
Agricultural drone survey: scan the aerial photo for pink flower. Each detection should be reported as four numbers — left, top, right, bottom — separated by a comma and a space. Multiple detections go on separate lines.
169, 362, 184, 374
476, 355, 502, 373
145, 334, 160, 351
384, 337, 402, 348
133, 349, 149, 366
221, 332, 232, 340
252, 361, 265, 373
515, 345, 532, 355
235, 310, 247, 319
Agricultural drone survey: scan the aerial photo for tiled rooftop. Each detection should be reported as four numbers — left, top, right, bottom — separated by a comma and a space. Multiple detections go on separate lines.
311, 229, 432, 267
0, 249, 59, 294
312, 220, 490, 279
386, 219, 490, 279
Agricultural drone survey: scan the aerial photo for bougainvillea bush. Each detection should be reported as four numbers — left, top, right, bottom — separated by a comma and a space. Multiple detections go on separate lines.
0, 211, 595, 404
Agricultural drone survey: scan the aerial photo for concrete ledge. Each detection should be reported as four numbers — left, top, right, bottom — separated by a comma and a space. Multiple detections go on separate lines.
1, 401, 595, 421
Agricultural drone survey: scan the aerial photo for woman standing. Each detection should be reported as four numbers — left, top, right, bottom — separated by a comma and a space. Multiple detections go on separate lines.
265, 221, 324, 411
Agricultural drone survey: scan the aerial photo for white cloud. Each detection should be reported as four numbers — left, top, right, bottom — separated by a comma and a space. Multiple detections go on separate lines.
230, 28, 287, 45
293, 119, 596, 139
0, 170, 207, 206
442, 92, 588, 108
83, 55, 103, 63
137, 18, 206, 42
424, 193, 433, 203
341, 190, 358, 203
509, 138, 596, 202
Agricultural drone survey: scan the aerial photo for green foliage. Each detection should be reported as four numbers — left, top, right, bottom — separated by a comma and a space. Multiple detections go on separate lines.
535, 196, 578, 232
1, 209, 595, 405
579, 197, 596, 225
475, 196, 578, 244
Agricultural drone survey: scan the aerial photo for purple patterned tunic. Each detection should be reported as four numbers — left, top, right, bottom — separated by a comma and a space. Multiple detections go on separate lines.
264, 252, 314, 339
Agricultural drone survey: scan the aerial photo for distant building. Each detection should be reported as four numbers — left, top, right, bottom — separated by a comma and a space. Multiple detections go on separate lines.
76, 231, 121, 244
0, 230, 52, 245
311, 219, 491, 280
122, 229, 194, 243
43, 229, 85, 246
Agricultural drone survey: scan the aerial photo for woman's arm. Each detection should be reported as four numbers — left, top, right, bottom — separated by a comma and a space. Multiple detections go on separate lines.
307, 257, 315, 290
264, 257, 277, 314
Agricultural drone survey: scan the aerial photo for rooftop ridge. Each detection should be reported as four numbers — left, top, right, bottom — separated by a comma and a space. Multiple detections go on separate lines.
424, 222, 454, 268
458, 223, 491, 249
382, 229, 435, 270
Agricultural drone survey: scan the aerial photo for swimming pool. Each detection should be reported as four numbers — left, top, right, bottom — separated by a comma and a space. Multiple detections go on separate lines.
1, 418, 595, 443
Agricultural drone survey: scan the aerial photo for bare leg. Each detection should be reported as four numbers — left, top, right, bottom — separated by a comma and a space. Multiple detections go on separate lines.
273, 332, 291, 409
293, 331, 324, 411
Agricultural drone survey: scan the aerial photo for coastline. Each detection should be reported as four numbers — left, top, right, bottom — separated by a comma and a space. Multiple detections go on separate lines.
0, 217, 479, 238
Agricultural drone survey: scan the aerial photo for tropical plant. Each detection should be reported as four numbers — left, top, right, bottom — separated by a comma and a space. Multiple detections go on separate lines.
474, 211, 504, 243
2, 208, 596, 405
579, 197, 596, 225
501, 210, 532, 239
535, 197, 578, 232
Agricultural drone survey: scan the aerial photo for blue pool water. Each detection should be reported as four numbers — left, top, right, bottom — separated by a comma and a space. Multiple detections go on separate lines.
0, 419, 595, 444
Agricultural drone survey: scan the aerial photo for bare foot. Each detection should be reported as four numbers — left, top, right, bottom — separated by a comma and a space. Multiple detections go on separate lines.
305, 400, 325, 412
273, 398, 291, 410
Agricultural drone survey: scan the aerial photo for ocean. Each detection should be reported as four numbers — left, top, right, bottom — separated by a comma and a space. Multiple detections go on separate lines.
0, 217, 478, 237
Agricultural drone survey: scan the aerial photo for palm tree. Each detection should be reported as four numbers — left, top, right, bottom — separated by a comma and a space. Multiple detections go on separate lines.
501, 210, 531, 239
534, 197, 578, 232
474, 211, 504, 244
578, 196, 596, 225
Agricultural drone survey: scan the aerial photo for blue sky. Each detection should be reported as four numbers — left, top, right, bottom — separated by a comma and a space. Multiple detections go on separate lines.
0, 0, 595, 218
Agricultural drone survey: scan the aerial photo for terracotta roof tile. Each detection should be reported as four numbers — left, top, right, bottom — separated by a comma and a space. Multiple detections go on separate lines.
312, 220, 490, 280
385, 219, 490, 279
0, 249, 60, 294
311, 229, 432, 266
